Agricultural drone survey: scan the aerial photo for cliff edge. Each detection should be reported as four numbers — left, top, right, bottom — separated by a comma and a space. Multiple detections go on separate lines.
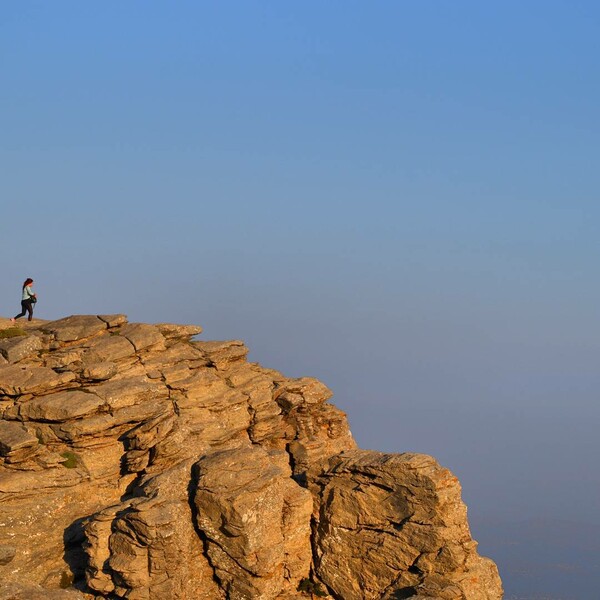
0, 315, 502, 599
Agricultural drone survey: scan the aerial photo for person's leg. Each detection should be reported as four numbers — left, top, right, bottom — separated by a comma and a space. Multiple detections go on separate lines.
13, 301, 27, 321
26, 300, 33, 321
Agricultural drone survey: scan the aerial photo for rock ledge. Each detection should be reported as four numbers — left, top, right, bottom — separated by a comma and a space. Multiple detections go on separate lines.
0, 315, 502, 599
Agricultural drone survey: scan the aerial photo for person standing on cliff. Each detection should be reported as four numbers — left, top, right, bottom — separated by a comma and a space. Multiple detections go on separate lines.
11, 278, 37, 323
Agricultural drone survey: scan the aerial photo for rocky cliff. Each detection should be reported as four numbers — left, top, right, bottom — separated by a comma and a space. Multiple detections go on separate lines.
0, 315, 502, 600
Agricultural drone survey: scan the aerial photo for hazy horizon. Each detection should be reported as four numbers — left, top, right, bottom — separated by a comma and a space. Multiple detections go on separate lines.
3, 3, 600, 597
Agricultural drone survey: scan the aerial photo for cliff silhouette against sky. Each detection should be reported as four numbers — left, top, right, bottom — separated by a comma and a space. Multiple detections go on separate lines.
0, 315, 502, 599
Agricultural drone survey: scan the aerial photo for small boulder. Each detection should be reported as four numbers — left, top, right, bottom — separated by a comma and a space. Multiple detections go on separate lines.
0, 421, 38, 456
193, 340, 248, 369
0, 544, 16, 565
0, 334, 43, 363
16, 390, 105, 422
81, 362, 118, 381
155, 322, 203, 339
42, 315, 107, 343
0, 364, 75, 396
119, 323, 165, 352
97, 314, 128, 328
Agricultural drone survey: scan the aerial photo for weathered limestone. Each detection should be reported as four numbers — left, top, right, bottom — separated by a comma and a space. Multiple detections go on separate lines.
119, 323, 166, 352
312, 451, 502, 599
0, 364, 76, 396
155, 322, 203, 339
193, 339, 249, 369
194, 446, 313, 599
0, 545, 17, 565
0, 315, 502, 600
84, 461, 223, 600
97, 314, 128, 328
0, 420, 39, 463
42, 315, 108, 343
13, 390, 106, 422
0, 582, 89, 599
82, 334, 137, 362
81, 361, 118, 381
0, 334, 45, 363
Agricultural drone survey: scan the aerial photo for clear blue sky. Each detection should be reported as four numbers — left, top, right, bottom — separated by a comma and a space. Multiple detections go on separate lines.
2, 3, 600, 596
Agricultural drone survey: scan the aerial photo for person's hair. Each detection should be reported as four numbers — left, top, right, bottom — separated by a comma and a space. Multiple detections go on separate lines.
22, 278, 33, 289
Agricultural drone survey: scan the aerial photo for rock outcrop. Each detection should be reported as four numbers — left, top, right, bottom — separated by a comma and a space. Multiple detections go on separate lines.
0, 315, 502, 599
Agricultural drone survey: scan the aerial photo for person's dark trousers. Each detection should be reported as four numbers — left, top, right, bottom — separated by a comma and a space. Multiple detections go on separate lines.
14, 300, 33, 321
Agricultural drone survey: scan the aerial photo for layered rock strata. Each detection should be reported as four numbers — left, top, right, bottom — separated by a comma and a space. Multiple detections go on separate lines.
0, 315, 502, 599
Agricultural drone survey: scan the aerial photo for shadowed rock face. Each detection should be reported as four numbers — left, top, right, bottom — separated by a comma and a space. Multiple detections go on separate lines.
0, 315, 502, 600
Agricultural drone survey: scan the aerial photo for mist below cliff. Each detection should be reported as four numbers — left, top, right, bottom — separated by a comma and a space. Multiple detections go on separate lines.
197, 303, 600, 600
473, 518, 600, 600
